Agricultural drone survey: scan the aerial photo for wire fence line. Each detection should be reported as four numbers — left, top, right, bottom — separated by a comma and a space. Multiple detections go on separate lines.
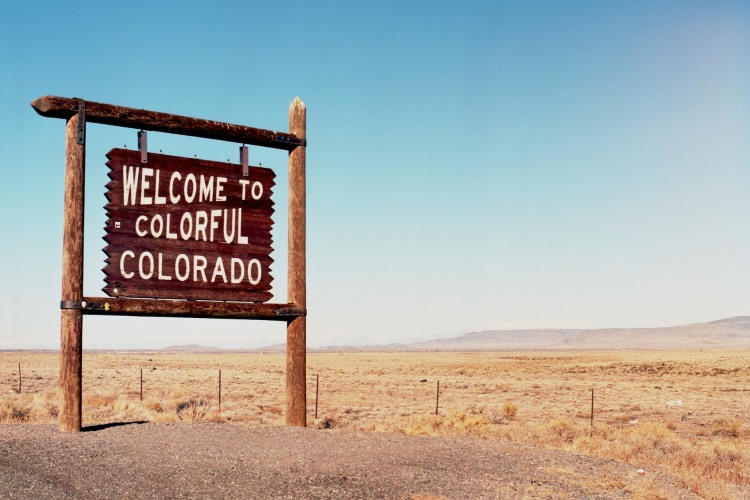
3, 360, 748, 439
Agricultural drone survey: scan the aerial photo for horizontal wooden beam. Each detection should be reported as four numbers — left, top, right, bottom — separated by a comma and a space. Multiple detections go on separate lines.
78, 297, 305, 321
31, 96, 305, 151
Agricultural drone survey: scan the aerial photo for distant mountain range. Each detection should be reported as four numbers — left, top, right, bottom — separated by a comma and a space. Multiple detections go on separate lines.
402, 316, 750, 351
161, 344, 224, 353
162, 316, 750, 352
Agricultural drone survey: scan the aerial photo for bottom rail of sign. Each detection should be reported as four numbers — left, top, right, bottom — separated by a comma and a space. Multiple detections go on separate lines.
76, 297, 306, 321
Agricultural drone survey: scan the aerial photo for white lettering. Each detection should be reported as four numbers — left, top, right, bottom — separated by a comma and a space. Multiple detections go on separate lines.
193, 255, 208, 282
165, 213, 177, 240
195, 211, 208, 241
169, 171, 182, 203
239, 179, 250, 200
179, 212, 193, 240
153, 170, 167, 205
135, 215, 148, 237
251, 181, 263, 200
123, 166, 140, 206
237, 208, 248, 244
230, 257, 244, 283
223, 209, 236, 243
175, 254, 190, 281
209, 209, 221, 242
120, 250, 135, 278
138, 252, 154, 279
140, 168, 154, 205
211, 257, 227, 283
157, 253, 171, 280
199, 175, 214, 202
184, 173, 197, 203
150, 214, 164, 238
119, 252, 265, 288
216, 177, 227, 202
248, 259, 262, 285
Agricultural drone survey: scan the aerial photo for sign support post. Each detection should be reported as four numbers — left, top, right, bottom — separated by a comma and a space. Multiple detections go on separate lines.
60, 113, 85, 432
287, 98, 306, 426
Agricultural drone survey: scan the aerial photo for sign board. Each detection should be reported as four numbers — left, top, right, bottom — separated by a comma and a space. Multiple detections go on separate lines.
103, 148, 275, 302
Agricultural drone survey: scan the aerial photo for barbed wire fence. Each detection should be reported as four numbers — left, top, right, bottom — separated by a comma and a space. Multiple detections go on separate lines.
1, 358, 748, 443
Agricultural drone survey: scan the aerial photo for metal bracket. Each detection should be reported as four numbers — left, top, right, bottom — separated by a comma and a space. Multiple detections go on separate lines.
83, 301, 109, 311
240, 145, 249, 176
60, 300, 85, 310
60, 300, 110, 311
274, 307, 307, 317
275, 133, 306, 148
138, 130, 147, 163
76, 100, 86, 145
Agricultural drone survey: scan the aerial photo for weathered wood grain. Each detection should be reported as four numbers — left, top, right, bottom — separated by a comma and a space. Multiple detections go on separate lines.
60, 114, 85, 432
31, 96, 305, 151
80, 297, 304, 320
286, 97, 307, 427
103, 149, 275, 301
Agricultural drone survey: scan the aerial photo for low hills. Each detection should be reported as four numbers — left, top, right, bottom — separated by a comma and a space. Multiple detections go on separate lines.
403, 316, 750, 351
163, 316, 750, 352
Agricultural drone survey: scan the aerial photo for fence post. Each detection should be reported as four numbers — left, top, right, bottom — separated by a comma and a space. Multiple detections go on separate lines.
218, 369, 222, 412
18, 362, 21, 394
590, 388, 594, 426
435, 380, 440, 415
140, 368, 143, 402
315, 374, 319, 419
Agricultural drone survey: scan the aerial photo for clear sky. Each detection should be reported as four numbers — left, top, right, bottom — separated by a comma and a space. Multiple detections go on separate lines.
1, 1, 748, 349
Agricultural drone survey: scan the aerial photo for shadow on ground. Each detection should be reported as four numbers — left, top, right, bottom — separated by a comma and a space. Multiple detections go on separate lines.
83, 421, 149, 432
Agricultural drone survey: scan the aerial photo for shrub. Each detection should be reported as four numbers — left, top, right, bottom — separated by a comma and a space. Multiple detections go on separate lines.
712, 419, 741, 438
175, 398, 209, 421
146, 401, 163, 413
320, 416, 336, 429
502, 401, 517, 420
542, 418, 582, 445
0, 400, 30, 423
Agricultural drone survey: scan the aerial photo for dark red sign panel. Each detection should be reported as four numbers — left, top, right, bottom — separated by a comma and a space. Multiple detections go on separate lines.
103, 149, 275, 302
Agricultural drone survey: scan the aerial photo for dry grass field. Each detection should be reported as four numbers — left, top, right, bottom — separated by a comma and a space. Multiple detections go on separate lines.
1, 349, 749, 498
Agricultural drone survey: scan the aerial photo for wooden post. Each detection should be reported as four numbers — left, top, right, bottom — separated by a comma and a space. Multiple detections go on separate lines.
59, 113, 85, 432
590, 388, 594, 426
286, 97, 306, 427
17, 363, 21, 394
435, 380, 440, 415
218, 369, 222, 412
315, 374, 319, 419
140, 368, 143, 402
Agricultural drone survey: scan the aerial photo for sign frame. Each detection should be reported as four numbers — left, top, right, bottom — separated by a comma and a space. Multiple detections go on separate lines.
32, 95, 307, 432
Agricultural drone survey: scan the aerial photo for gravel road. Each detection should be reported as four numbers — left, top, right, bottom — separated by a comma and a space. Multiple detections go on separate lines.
0, 423, 698, 499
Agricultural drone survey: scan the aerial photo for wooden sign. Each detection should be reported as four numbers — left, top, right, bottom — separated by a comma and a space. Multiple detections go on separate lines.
103, 148, 275, 302
34, 95, 306, 432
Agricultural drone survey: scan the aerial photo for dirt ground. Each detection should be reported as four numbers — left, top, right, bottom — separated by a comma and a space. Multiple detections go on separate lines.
0, 423, 699, 499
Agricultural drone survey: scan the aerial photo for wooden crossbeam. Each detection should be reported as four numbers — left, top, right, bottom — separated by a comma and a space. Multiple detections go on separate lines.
31, 95, 305, 151
80, 297, 305, 321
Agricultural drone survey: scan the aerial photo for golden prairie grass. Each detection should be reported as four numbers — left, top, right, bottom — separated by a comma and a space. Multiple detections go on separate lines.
1, 349, 749, 497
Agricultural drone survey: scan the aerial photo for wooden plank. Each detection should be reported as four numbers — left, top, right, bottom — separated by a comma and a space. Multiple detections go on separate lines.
80, 297, 305, 320
103, 149, 275, 301
31, 96, 305, 151
286, 97, 307, 427
60, 113, 85, 432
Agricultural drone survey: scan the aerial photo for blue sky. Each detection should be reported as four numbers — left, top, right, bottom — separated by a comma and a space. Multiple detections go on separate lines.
1, 1, 748, 349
